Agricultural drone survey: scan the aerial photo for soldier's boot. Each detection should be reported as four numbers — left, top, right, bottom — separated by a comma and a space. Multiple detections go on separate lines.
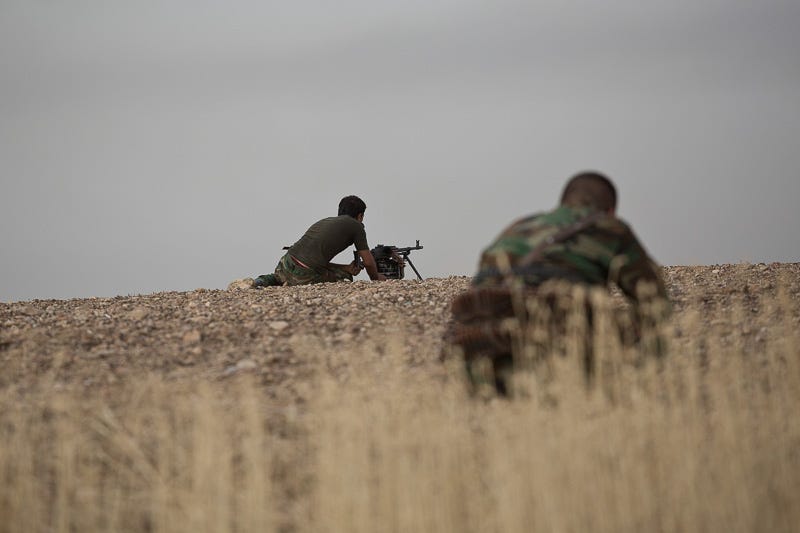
493, 354, 514, 397
254, 274, 280, 287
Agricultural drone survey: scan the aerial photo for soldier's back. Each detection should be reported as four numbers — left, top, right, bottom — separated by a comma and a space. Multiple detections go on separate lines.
474, 205, 640, 289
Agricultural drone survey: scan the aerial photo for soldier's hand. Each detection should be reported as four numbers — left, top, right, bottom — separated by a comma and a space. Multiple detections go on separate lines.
347, 261, 363, 276
390, 251, 405, 267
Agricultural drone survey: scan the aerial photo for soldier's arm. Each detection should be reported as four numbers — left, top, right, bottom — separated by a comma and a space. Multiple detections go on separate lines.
358, 249, 386, 281
610, 229, 670, 316
606, 226, 670, 357
347, 223, 387, 279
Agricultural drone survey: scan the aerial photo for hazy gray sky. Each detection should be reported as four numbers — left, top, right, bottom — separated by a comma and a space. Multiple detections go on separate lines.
2, 0, 799, 301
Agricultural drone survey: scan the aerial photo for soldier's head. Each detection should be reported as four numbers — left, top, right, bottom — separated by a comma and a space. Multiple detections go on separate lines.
560, 172, 617, 213
338, 195, 367, 221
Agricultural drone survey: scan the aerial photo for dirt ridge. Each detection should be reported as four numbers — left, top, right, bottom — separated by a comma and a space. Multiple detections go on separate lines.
1, 264, 798, 398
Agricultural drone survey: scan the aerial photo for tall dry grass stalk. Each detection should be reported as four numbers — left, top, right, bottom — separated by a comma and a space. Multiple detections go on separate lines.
1, 284, 798, 532
309, 286, 800, 533
0, 379, 279, 533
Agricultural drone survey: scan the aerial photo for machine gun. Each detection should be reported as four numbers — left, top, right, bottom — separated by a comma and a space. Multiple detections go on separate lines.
354, 240, 424, 280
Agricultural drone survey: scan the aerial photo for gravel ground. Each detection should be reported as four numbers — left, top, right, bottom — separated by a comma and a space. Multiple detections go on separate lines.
0, 277, 468, 400
1, 263, 798, 533
1, 264, 799, 402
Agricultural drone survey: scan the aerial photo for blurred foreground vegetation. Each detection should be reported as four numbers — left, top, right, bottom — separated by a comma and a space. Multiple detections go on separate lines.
1, 279, 799, 533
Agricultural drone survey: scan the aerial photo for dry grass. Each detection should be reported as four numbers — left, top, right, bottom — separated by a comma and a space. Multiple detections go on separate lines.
1, 279, 799, 532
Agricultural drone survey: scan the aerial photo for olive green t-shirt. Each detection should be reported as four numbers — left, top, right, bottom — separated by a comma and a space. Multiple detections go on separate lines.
288, 215, 369, 271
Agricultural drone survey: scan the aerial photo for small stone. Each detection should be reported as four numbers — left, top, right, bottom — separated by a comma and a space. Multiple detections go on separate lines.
236, 359, 257, 371
177, 355, 196, 366
128, 307, 148, 321
270, 320, 290, 331
182, 329, 202, 343
72, 308, 91, 322
711, 269, 720, 275
227, 278, 255, 291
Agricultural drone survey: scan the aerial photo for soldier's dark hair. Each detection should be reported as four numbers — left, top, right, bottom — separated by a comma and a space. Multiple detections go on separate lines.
560, 172, 617, 211
338, 195, 367, 218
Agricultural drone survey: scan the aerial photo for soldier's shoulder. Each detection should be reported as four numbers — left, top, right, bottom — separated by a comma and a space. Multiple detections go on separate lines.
595, 214, 635, 235
500, 212, 544, 235
509, 212, 543, 227
330, 214, 361, 226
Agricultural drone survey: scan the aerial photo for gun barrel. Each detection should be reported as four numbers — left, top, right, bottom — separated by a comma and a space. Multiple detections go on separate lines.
393, 240, 423, 254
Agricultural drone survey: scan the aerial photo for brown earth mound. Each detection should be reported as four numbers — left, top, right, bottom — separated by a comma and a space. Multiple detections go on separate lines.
1, 264, 798, 400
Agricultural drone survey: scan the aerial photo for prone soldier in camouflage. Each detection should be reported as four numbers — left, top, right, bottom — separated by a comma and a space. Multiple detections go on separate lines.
254, 196, 387, 287
447, 171, 670, 395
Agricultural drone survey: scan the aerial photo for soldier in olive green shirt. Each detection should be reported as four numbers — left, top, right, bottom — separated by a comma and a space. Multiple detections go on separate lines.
254, 196, 386, 287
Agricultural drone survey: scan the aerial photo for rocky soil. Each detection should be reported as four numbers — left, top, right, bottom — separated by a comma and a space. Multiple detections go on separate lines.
1, 264, 799, 402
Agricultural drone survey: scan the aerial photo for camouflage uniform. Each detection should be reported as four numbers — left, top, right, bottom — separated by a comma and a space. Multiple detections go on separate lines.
448, 205, 669, 395
255, 253, 353, 287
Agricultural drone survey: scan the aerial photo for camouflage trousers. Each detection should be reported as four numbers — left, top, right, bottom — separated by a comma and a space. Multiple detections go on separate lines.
444, 282, 643, 396
255, 253, 353, 287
